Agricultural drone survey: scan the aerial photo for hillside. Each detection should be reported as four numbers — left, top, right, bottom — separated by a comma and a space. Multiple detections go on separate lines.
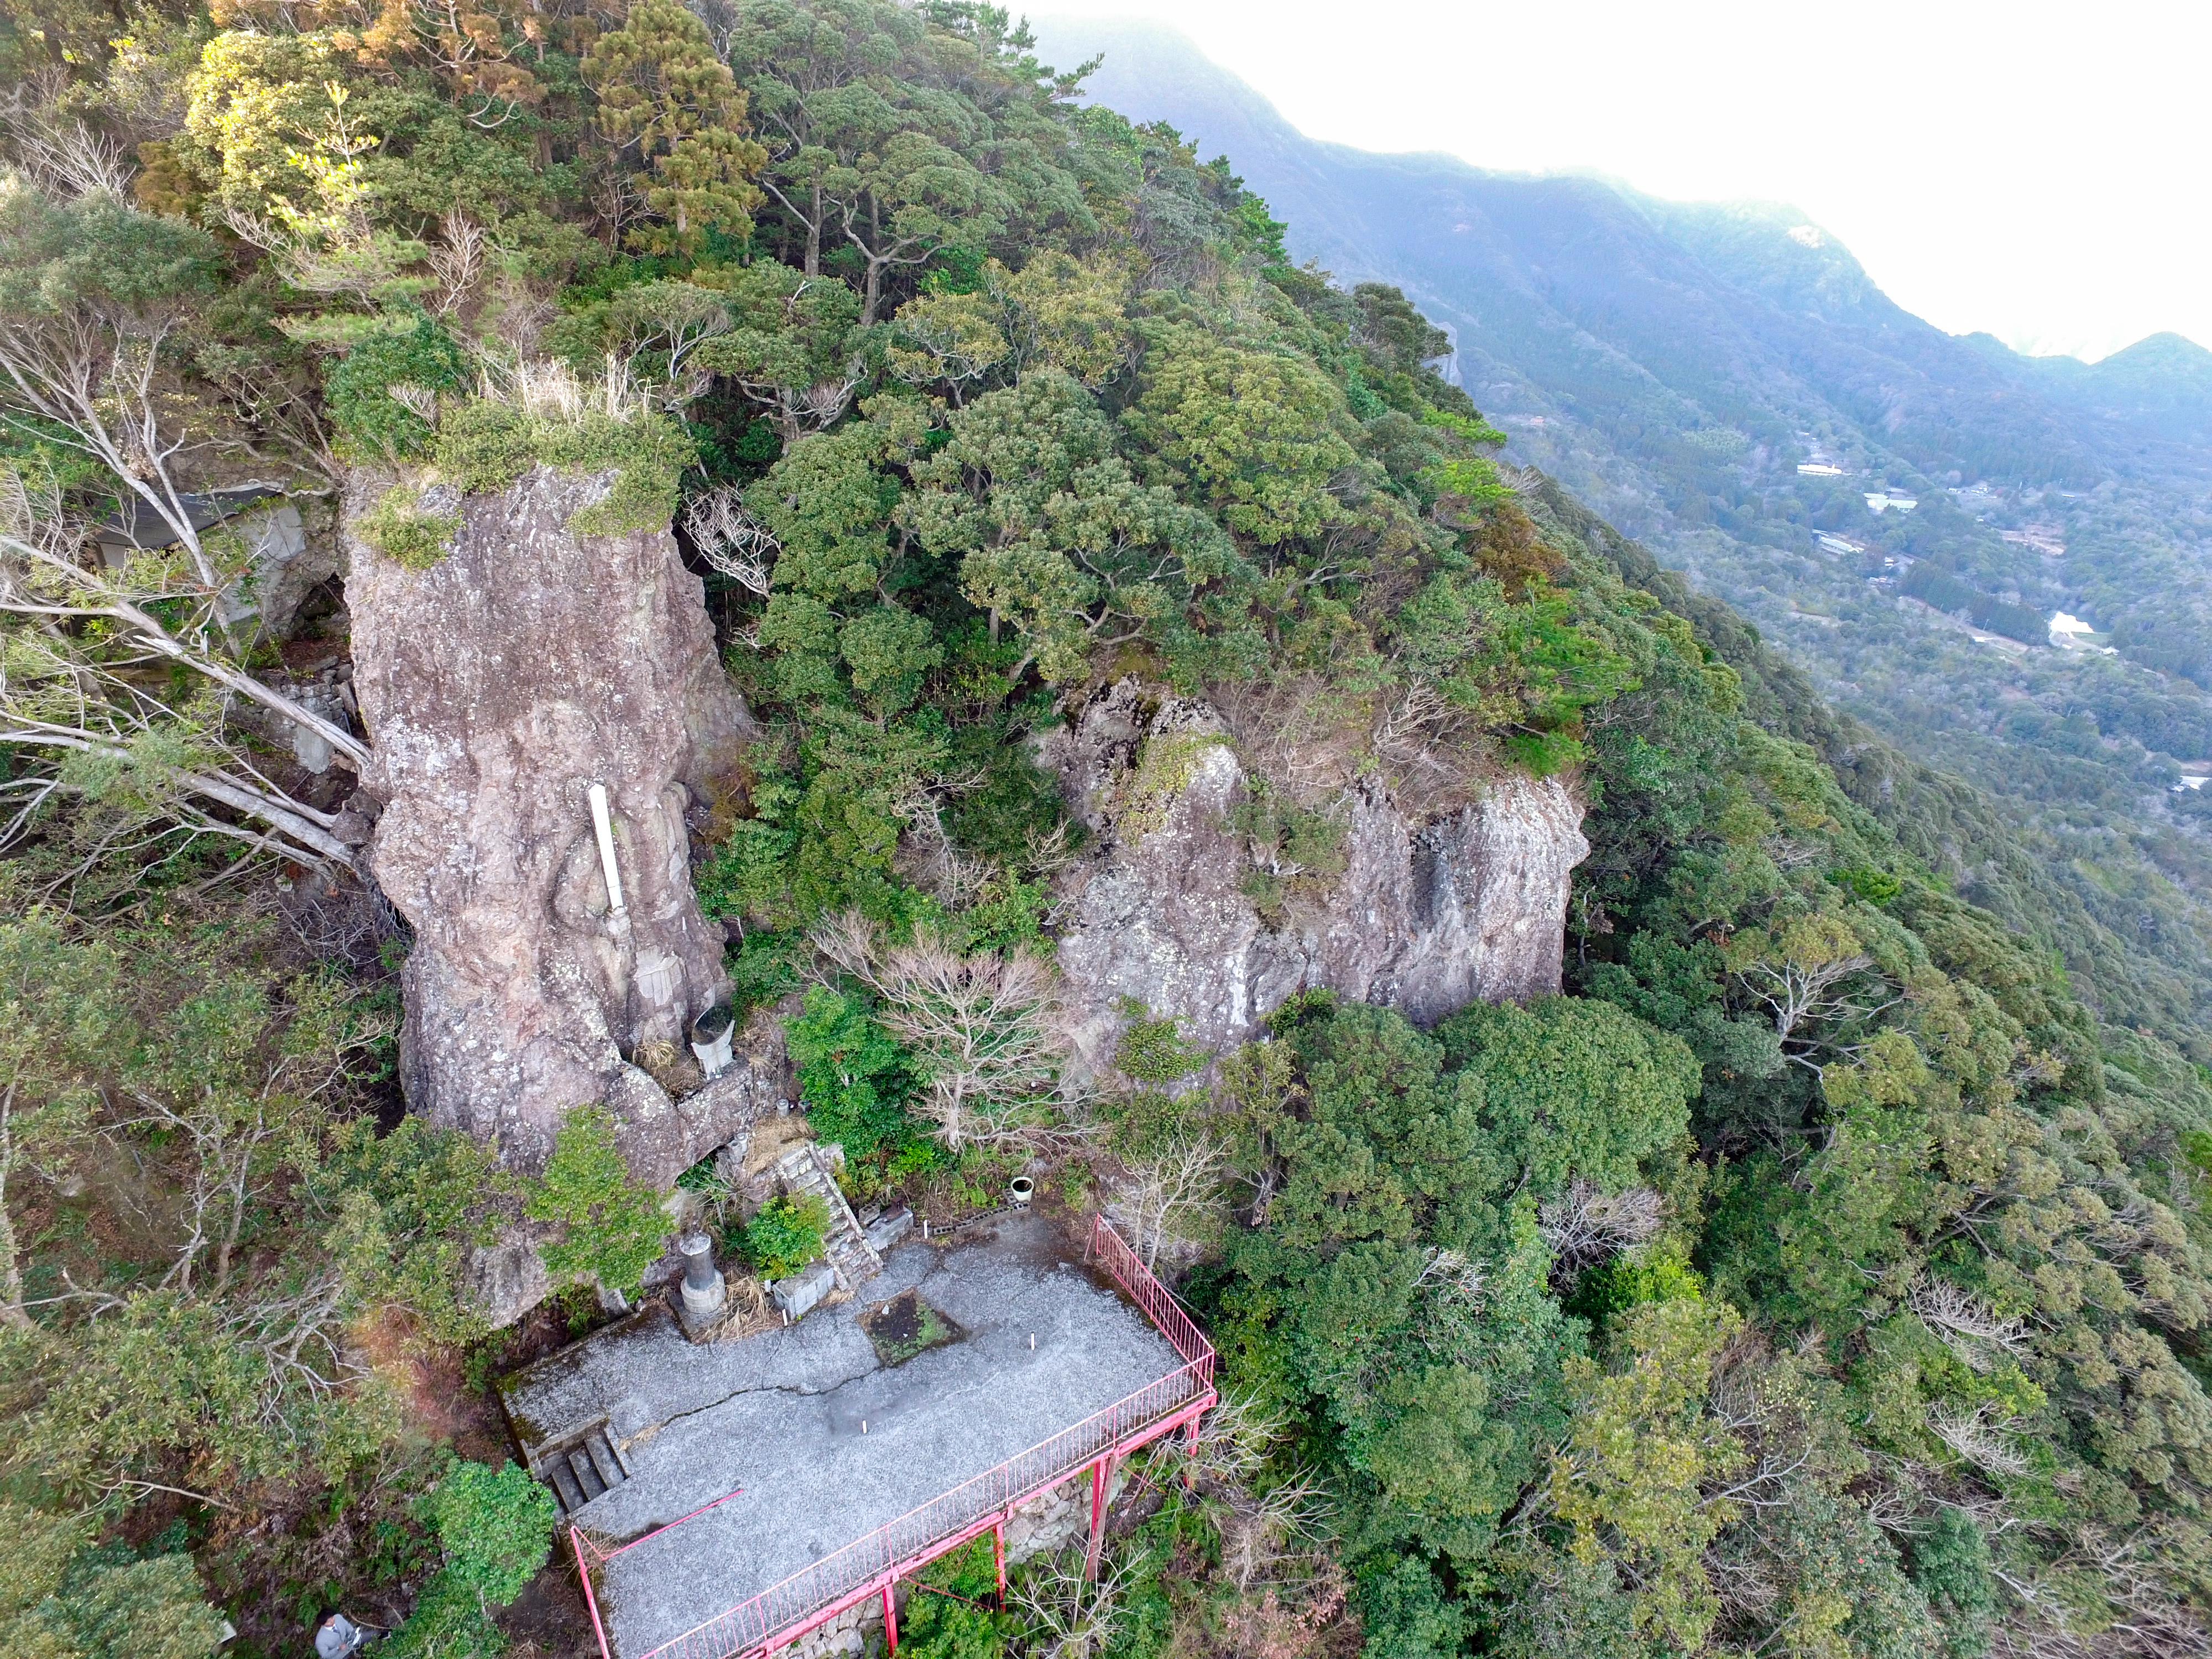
1970, 330, 2212, 452
4, 4, 2212, 1658
1033, 15, 2212, 1056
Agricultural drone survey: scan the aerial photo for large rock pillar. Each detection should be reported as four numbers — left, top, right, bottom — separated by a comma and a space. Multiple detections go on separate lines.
1044, 679, 1592, 1078
346, 465, 754, 1181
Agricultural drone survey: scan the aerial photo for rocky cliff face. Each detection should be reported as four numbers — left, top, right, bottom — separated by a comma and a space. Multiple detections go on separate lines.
346, 465, 764, 1183
1044, 680, 1589, 1076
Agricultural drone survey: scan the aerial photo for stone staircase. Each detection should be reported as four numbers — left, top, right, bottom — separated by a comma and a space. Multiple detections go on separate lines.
775, 1144, 882, 1290
536, 1421, 631, 1515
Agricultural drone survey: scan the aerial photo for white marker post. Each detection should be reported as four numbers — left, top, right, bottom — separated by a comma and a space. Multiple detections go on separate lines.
588, 782, 627, 917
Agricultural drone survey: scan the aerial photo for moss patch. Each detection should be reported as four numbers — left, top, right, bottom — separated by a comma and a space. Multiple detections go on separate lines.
860, 1287, 960, 1366
1117, 731, 1224, 846
359, 485, 459, 570
430, 400, 696, 538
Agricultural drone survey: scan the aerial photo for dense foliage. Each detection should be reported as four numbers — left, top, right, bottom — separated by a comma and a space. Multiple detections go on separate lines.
1046, 68, 2212, 1067
3, 0, 2211, 1656
385, 1459, 559, 1658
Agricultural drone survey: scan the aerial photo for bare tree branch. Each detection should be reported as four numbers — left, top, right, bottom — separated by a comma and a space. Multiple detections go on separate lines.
812, 911, 1061, 1150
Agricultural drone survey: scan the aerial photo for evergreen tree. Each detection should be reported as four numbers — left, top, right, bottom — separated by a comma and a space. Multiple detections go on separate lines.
584, 0, 768, 254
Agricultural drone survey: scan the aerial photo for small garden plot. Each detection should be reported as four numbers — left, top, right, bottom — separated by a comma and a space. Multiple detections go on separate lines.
862, 1288, 960, 1366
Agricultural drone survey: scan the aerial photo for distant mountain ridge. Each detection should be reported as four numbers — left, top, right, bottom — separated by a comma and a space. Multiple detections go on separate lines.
1035, 17, 2210, 484
1970, 331, 2212, 449
1033, 15, 2212, 1055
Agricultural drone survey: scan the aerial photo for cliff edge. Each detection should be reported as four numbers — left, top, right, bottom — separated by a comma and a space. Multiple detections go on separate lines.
1044, 679, 1589, 1077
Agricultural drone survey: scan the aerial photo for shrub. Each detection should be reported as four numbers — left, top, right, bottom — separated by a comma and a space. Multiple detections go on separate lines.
1113, 1006, 1210, 1084
524, 1104, 667, 1300
743, 1193, 828, 1278
898, 1537, 1005, 1659
544, 411, 695, 537
784, 984, 917, 1158
386, 1460, 557, 1659
430, 402, 696, 537
326, 316, 467, 461
432, 400, 537, 494
421, 1460, 559, 1606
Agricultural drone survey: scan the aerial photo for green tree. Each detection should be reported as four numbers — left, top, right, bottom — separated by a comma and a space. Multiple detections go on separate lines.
722, 0, 1089, 322
178, 29, 340, 223
1217, 1002, 1585, 1558
1432, 996, 1699, 1196
719, 0, 921, 278
784, 984, 915, 1157
583, 0, 769, 255
839, 603, 943, 718
697, 259, 877, 441
1386, 571, 1640, 775
0, 917, 123, 1326
1123, 322, 1360, 547
525, 1104, 668, 1301
750, 424, 901, 607
1547, 1298, 1746, 1655
0, 1501, 227, 1659
905, 369, 1239, 688
319, 1115, 508, 1346
1912, 1508, 1996, 1658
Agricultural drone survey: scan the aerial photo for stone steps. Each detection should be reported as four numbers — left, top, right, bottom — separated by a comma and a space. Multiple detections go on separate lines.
540, 1421, 630, 1515
775, 1144, 883, 1290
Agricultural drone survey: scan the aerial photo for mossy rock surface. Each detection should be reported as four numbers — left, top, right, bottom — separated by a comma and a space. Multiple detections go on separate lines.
431, 400, 696, 537
860, 1287, 961, 1366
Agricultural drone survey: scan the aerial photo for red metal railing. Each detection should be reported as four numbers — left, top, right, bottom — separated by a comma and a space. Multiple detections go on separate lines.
1086, 1215, 1214, 1377
572, 1217, 1215, 1659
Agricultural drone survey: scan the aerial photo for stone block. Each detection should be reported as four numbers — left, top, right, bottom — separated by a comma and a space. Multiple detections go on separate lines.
773, 1258, 836, 1319
462, 1233, 551, 1329
863, 1207, 914, 1253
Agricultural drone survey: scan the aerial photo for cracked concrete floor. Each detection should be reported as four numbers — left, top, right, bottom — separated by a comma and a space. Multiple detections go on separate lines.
497, 1212, 1183, 1659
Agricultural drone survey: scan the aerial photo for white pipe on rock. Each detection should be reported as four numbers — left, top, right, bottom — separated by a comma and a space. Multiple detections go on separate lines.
588, 782, 627, 917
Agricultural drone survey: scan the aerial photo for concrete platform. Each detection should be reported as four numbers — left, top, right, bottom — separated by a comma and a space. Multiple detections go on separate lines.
498, 1212, 1186, 1659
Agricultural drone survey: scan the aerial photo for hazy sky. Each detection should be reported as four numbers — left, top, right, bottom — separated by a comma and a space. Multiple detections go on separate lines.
1036, 0, 2206, 363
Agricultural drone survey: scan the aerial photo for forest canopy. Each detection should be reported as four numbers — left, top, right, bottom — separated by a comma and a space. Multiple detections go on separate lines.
1, 1, 2210, 1657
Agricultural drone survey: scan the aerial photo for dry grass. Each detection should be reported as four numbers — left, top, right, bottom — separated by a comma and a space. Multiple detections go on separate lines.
740, 1112, 816, 1178
1209, 674, 1505, 820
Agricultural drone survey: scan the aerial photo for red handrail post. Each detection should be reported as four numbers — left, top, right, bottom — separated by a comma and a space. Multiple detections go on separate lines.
1083, 1453, 1113, 1582
572, 1525, 614, 1659
883, 1582, 898, 1657
993, 1520, 1006, 1609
